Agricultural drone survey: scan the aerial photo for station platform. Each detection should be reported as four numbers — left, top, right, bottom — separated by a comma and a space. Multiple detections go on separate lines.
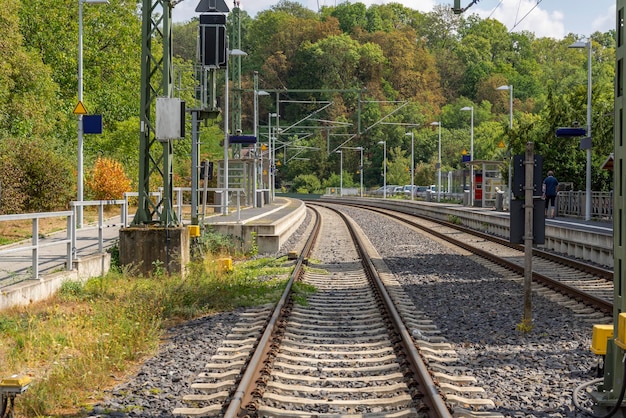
206, 196, 307, 254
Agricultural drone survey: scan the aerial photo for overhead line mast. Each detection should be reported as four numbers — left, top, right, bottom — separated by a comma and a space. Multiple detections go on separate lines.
452, 0, 481, 14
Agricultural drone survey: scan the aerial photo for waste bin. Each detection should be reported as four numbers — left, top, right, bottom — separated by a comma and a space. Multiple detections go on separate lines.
495, 191, 504, 211
256, 191, 264, 208
463, 190, 470, 206
263, 190, 271, 205
426, 191, 432, 202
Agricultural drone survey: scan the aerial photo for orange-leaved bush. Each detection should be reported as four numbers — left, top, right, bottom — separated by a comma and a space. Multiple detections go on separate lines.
87, 157, 132, 200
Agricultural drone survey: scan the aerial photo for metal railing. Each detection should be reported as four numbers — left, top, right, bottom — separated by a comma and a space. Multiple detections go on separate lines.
557, 191, 613, 220
0, 211, 74, 281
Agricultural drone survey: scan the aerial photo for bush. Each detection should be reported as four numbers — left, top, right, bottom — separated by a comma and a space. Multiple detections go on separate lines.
86, 157, 132, 200
0, 137, 74, 213
292, 174, 321, 194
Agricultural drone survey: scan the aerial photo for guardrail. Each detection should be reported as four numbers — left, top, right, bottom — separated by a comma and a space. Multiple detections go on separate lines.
0, 211, 74, 282
557, 191, 613, 220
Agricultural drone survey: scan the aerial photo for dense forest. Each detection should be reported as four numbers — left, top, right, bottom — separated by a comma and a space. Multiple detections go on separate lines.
0, 0, 616, 213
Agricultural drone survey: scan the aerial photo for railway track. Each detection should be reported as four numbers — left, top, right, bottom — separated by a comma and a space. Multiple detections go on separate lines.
329, 201, 614, 317
174, 204, 497, 417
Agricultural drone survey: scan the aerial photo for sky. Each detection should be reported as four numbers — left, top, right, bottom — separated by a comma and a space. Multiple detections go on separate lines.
172, 0, 616, 40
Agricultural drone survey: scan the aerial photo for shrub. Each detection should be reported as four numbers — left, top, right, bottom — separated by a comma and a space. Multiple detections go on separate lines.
86, 157, 132, 200
0, 137, 74, 213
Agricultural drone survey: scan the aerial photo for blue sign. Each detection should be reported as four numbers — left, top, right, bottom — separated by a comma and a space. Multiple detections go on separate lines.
83, 115, 102, 134
462, 155, 471, 163
229, 135, 257, 145
555, 127, 586, 137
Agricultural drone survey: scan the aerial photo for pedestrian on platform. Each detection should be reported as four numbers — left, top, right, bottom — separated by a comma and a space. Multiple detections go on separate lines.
542, 170, 559, 219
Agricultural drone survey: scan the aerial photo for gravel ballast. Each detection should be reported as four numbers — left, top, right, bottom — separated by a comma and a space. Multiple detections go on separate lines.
91, 206, 602, 417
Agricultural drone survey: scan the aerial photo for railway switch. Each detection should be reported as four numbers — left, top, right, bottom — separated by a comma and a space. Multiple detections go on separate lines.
591, 324, 614, 355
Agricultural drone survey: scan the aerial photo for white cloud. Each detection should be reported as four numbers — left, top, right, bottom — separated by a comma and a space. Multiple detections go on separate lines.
591, 4, 616, 34
473, 0, 566, 39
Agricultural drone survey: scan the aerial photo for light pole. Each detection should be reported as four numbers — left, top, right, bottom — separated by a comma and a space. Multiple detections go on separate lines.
357, 146, 363, 197
77, 0, 108, 228
341, 147, 364, 197
378, 140, 387, 199
496, 84, 513, 208
569, 40, 593, 221
430, 122, 442, 202
461, 106, 474, 206
253, 73, 268, 207
336, 150, 343, 196
405, 132, 414, 200
268, 112, 277, 200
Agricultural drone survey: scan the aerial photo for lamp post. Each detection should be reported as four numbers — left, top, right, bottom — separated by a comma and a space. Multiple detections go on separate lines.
253, 73, 268, 207
430, 122, 442, 202
77, 0, 108, 228
460, 106, 474, 206
336, 150, 343, 196
341, 147, 364, 197
378, 140, 387, 199
569, 40, 592, 221
223, 48, 248, 215
405, 132, 414, 200
496, 84, 513, 208
357, 146, 363, 197
268, 112, 277, 200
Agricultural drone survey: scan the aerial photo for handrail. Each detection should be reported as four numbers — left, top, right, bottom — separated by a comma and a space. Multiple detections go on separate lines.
0, 211, 73, 281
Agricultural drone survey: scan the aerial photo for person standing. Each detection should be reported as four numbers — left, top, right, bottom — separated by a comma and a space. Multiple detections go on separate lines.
542, 170, 559, 219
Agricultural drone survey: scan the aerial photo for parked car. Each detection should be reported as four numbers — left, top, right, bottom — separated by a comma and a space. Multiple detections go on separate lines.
371, 185, 399, 196
415, 185, 428, 197
393, 186, 404, 195
402, 185, 416, 197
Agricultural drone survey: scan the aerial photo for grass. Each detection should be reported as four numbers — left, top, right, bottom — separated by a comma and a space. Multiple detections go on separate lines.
0, 249, 298, 417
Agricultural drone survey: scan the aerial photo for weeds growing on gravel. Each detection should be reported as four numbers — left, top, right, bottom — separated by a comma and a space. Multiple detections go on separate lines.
0, 253, 294, 417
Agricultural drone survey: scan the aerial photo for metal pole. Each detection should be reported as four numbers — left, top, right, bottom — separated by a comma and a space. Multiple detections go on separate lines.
585, 41, 592, 221
339, 150, 343, 196
360, 147, 363, 197
437, 123, 442, 202
377, 141, 387, 198
523, 141, 534, 323
253, 73, 258, 208
223, 51, 230, 215
411, 132, 415, 201
508, 85, 513, 211
77, 0, 84, 228
470, 108, 474, 207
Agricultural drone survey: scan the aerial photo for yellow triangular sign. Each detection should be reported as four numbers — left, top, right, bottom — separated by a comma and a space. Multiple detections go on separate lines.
498, 140, 505, 148
73, 101, 88, 115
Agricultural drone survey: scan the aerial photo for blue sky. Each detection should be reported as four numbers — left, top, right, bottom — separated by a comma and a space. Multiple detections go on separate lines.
172, 0, 616, 39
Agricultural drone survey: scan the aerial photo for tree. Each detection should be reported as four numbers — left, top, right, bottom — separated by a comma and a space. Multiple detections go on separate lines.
86, 157, 132, 200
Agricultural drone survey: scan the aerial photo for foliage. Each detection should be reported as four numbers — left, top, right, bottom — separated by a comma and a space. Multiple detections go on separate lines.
292, 174, 322, 194
86, 157, 132, 200
0, 1, 618, 206
0, 137, 74, 214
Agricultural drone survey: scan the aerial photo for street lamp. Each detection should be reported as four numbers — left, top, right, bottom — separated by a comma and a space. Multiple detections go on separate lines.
378, 140, 387, 199
569, 40, 592, 221
336, 150, 343, 196
77, 0, 109, 228
496, 84, 513, 208
223, 48, 248, 215
253, 72, 269, 207
460, 106, 474, 206
268, 112, 278, 201
341, 147, 364, 197
405, 132, 414, 201
430, 122, 442, 202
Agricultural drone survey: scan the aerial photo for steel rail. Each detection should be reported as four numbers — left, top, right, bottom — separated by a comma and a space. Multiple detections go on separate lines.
315, 202, 453, 418
344, 202, 614, 315
223, 206, 322, 417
